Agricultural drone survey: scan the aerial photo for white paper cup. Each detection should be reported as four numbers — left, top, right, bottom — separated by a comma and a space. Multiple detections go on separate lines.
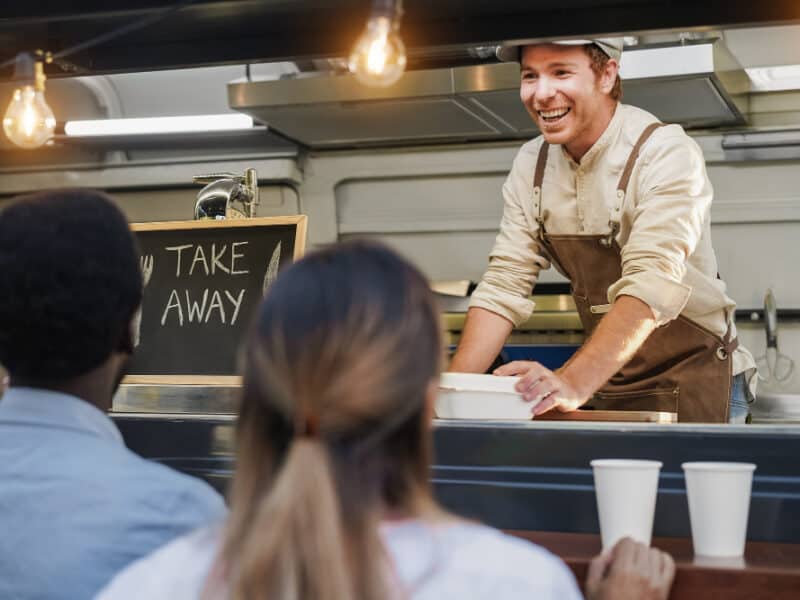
682, 462, 756, 557
591, 459, 663, 550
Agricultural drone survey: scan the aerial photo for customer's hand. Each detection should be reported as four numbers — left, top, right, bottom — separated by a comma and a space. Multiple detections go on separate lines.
585, 537, 675, 600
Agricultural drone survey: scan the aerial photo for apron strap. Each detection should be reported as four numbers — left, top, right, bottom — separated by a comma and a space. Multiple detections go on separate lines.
605, 122, 666, 247
532, 141, 550, 237
714, 278, 739, 358
719, 308, 739, 358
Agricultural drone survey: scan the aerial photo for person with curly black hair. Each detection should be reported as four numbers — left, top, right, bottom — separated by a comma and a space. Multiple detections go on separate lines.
0, 189, 225, 600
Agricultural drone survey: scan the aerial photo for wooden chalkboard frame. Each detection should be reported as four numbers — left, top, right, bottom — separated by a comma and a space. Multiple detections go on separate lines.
124, 215, 307, 385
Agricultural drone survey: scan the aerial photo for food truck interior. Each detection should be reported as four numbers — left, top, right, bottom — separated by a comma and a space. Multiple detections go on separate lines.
2, 1, 800, 593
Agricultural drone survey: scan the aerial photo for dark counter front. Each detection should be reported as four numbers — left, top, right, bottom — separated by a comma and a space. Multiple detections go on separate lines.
114, 415, 800, 545
431, 421, 800, 545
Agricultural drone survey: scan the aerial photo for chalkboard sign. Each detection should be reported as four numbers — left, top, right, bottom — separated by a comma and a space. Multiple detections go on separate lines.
125, 216, 307, 384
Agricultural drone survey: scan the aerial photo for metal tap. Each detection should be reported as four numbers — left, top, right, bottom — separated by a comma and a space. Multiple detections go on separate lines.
193, 168, 259, 219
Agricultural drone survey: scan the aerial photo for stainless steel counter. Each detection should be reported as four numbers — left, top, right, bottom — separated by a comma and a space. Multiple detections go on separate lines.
113, 383, 240, 414
113, 383, 800, 431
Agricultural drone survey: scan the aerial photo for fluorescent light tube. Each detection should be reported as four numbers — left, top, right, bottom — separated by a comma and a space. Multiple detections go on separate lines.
64, 113, 254, 136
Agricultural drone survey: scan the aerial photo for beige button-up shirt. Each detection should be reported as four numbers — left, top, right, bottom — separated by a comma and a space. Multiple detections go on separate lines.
470, 103, 756, 380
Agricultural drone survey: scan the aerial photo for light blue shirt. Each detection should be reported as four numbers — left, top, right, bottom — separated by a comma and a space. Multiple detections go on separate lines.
0, 387, 227, 600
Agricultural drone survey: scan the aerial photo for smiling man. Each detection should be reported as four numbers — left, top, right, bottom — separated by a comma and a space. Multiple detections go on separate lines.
449, 39, 757, 423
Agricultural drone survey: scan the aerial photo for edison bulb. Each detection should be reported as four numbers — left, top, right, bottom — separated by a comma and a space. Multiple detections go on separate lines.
3, 85, 56, 149
348, 15, 406, 87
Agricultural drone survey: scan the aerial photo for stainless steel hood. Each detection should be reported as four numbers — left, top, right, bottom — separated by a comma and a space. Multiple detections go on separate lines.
228, 39, 750, 149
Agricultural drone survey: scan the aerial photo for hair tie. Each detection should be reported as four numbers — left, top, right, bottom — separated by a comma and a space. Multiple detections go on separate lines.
294, 412, 319, 438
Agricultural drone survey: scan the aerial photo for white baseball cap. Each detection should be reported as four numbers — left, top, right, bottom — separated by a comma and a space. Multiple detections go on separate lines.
496, 38, 624, 63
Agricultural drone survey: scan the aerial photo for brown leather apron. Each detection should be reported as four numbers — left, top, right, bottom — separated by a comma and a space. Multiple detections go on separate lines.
532, 123, 737, 423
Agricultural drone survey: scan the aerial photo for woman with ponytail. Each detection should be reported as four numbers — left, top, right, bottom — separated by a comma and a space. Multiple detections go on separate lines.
98, 240, 674, 600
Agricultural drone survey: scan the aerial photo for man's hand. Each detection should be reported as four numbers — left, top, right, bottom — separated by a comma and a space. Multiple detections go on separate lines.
585, 538, 676, 600
493, 296, 657, 414
494, 360, 591, 415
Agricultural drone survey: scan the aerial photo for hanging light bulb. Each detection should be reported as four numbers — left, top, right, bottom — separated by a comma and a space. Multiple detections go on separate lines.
3, 53, 56, 149
348, 0, 406, 87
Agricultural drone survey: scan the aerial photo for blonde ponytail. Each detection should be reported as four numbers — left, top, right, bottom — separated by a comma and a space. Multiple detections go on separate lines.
225, 437, 390, 600
220, 241, 443, 600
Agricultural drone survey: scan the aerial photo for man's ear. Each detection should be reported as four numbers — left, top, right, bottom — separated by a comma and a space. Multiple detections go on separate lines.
600, 58, 619, 95
118, 306, 141, 354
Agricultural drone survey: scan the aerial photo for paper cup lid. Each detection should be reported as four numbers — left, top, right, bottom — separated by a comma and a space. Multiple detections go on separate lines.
682, 462, 756, 472
591, 459, 663, 469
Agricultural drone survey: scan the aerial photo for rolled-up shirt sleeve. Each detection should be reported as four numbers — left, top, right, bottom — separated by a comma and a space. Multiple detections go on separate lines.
470, 149, 551, 326
608, 132, 710, 326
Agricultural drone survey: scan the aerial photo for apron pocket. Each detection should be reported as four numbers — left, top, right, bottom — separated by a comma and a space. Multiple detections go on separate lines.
588, 387, 679, 413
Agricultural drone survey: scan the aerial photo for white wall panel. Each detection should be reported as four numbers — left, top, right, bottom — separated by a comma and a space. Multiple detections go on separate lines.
707, 161, 800, 309
337, 174, 503, 234
711, 222, 800, 309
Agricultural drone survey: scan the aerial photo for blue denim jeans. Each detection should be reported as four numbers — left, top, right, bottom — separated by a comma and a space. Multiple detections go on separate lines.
729, 373, 752, 424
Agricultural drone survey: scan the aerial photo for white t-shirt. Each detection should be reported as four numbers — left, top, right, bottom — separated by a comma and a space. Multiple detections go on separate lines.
96, 520, 584, 600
